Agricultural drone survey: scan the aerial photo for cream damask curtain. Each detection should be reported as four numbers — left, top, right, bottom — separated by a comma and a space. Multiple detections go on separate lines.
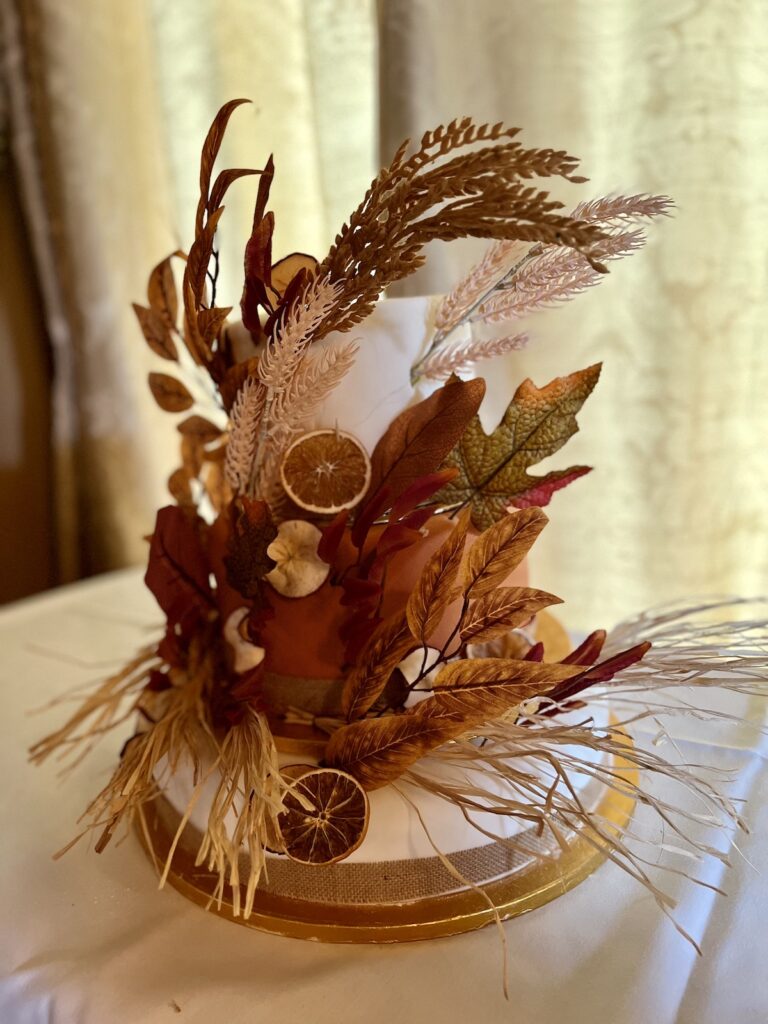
379, 0, 768, 628
2, 0, 375, 578
3, 0, 766, 627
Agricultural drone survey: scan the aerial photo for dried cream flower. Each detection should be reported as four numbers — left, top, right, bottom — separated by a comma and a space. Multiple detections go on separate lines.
224, 607, 266, 673
398, 647, 441, 707
265, 519, 330, 598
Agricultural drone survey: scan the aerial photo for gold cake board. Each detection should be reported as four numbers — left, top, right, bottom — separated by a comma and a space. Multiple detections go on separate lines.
137, 755, 636, 944
136, 613, 635, 942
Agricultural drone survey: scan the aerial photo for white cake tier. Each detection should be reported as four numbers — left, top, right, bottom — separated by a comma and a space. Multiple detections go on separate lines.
157, 704, 610, 864
228, 295, 439, 454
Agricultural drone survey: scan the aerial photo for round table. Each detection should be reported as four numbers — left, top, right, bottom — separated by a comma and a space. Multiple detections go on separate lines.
2, 570, 767, 1023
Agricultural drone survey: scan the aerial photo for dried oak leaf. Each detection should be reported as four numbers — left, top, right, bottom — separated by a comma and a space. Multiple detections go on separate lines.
459, 586, 562, 646
406, 508, 471, 643
341, 611, 415, 722
224, 498, 278, 600
461, 506, 548, 598
145, 506, 214, 634
435, 364, 601, 530
133, 303, 177, 362
364, 375, 486, 510
148, 372, 194, 413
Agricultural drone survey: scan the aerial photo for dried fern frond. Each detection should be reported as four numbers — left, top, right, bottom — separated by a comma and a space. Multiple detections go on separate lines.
316, 118, 606, 339
420, 331, 530, 380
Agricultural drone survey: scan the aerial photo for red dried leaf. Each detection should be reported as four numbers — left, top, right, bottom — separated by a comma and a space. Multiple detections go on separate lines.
390, 467, 459, 520
318, 511, 349, 566
224, 498, 278, 600
196, 98, 251, 235
510, 466, 592, 510
208, 168, 260, 214
561, 629, 607, 666
365, 375, 486, 509
144, 506, 214, 635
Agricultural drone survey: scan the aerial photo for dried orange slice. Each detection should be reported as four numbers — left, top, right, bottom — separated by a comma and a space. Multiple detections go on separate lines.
277, 766, 369, 865
279, 429, 371, 514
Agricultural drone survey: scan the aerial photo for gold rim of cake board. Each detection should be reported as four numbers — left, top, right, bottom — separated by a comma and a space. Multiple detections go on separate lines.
136, 613, 635, 942
137, 766, 635, 943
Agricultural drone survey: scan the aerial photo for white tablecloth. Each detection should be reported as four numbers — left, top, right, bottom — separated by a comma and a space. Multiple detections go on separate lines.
2, 570, 767, 1023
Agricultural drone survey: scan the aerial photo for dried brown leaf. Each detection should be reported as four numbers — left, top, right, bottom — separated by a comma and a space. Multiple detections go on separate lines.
461, 507, 548, 598
177, 415, 222, 444
148, 372, 194, 413
224, 498, 277, 599
406, 508, 470, 643
147, 256, 178, 329
459, 586, 561, 646
326, 712, 454, 791
208, 168, 260, 214
132, 303, 177, 361
366, 376, 485, 507
341, 612, 416, 721
422, 659, 580, 725
180, 435, 203, 479
196, 98, 251, 236
197, 306, 232, 345
167, 467, 193, 507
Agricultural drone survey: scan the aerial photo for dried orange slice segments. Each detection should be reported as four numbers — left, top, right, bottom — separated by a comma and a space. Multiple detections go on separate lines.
279, 429, 371, 514
277, 766, 369, 865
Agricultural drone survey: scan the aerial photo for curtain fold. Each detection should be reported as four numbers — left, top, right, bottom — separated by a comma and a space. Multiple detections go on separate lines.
2, 0, 375, 580
378, 0, 768, 628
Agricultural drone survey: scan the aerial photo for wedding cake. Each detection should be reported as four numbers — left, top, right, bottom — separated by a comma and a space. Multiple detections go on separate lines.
36, 101, 710, 943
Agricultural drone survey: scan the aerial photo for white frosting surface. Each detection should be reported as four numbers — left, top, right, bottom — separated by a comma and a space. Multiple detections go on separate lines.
157, 704, 610, 863
230, 295, 453, 454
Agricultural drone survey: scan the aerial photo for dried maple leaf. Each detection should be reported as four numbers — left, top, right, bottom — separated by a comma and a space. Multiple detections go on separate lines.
461, 506, 548, 598
224, 498, 278, 600
436, 364, 601, 529
364, 375, 485, 510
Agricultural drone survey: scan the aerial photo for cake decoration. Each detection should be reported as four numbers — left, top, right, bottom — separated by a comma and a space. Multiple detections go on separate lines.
32, 101, 768, 962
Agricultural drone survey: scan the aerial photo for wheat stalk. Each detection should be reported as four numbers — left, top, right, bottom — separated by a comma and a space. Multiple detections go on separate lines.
316, 118, 606, 341
224, 377, 266, 493
420, 331, 529, 380
474, 228, 646, 323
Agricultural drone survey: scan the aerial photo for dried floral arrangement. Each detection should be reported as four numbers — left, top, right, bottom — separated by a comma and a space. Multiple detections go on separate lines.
33, 101, 768, 949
